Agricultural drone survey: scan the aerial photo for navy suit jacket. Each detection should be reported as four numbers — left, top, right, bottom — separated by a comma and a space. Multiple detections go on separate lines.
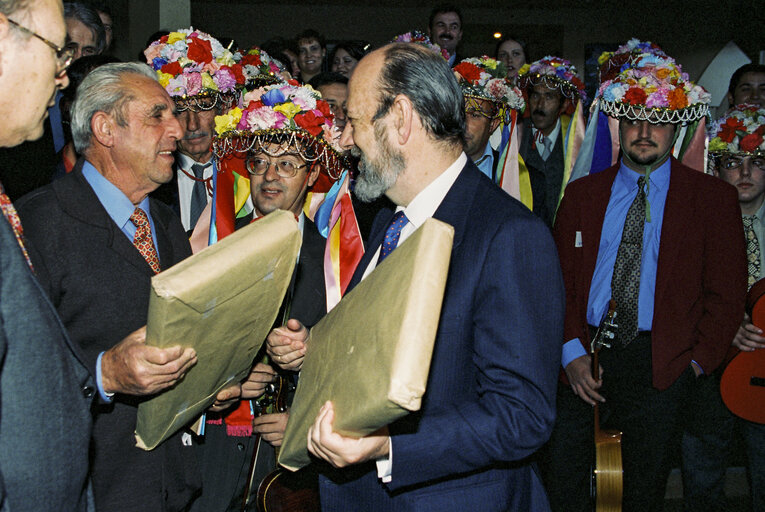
319, 160, 565, 511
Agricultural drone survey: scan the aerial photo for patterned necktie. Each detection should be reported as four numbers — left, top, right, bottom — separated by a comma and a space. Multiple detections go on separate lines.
378, 211, 409, 263
0, 182, 33, 270
130, 208, 161, 274
743, 215, 760, 289
611, 176, 646, 347
189, 162, 210, 228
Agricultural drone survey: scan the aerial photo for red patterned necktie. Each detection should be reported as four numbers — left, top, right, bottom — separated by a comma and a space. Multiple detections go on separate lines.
0, 182, 33, 270
130, 207, 161, 274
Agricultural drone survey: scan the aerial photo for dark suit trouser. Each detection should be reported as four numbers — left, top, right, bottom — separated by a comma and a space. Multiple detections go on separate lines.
542, 334, 694, 512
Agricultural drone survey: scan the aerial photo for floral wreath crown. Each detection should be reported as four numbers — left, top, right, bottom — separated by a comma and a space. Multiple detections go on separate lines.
390, 30, 449, 60
519, 56, 587, 103
144, 28, 245, 110
213, 81, 347, 181
708, 104, 765, 158
240, 46, 289, 90
598, 39, 668, 85
453, 56, 525, 121
597, 54, 710, 125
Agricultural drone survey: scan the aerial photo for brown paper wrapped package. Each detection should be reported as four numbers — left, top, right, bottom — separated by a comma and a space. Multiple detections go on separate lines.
135, 210, 301, 450
279, 218, 454, 470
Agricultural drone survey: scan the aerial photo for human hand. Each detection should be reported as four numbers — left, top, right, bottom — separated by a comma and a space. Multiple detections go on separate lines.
241, 362, 278, 399
307, 401, 389, 468
732, 314, 765, 352
208, 384, 242, 412
253, 411, 289, 447
266, 319, 308, 371
564, 354, 604, 406
101, 326, 197, 395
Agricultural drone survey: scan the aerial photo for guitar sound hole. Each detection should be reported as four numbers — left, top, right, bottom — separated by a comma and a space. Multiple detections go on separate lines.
751, 377, 765, 388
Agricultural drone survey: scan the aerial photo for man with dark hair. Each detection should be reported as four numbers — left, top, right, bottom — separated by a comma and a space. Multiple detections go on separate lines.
0, 1, 93, 510
296, 29, 325, 84
63, 1, 105, 60
16, 62, 206, 512
428, 4, 462, 66
728, 63, 765, 109
309, 72, 348, 131
267, 42, 564, 512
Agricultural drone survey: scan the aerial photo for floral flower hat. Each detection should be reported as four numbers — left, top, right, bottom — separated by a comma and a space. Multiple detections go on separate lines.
708, 104, 765, 158
240, 46, 290, 90
144, 27, 244, 111
598, 39, 668, 85
454, 56, 525, 122
597, 54, 710, 125
519, 56, 587, 103
391, 30, 449, 60
213, 81, 347, 182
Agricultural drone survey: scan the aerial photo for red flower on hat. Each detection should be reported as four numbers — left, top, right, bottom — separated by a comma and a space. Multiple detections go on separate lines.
317, 100, 332, 118
740, 133, 764, 153
718, 117, 746, 143
187, 37, 213, 64
222, 64, 245, 84
161, 61, 183, 76
294, 111, 325, 136
624, 86, 647, 105
454, 62, 481, 84
667, 87, 688, 110
241, 54, 263, 67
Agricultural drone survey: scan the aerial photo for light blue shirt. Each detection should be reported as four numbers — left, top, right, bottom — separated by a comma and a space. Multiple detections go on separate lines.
83, 160, 160, 401
474, 141, 495, 181
561, 157, 671, 368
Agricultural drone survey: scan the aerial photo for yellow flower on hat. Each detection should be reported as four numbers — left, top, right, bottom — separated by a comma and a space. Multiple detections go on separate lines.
214, 107, 242, 135
157, 71, 172, 88
167, 32, 185, 44
274, 102, 302, 119
201, 72, 218, 91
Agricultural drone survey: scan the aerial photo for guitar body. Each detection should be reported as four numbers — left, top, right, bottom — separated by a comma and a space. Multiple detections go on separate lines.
593, 427, 623, 512
720, 278, 765, 425
256, 467, 320, 512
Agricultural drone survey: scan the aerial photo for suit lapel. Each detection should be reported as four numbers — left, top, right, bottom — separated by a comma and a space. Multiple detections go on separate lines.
581, 167, 617, 304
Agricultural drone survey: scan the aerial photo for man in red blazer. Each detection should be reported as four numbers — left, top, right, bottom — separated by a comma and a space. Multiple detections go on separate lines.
543, 55, 748, 512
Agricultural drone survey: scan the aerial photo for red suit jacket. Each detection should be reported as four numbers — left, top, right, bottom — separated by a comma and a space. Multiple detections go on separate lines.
553, 158, 747, 390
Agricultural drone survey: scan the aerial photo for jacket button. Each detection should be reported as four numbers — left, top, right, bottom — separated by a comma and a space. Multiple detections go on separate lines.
237, 442, 245, 451
82, 386, 94, 398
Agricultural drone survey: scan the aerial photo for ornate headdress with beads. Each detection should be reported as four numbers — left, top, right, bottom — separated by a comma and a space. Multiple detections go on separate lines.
597, 39, 668, 85
144, 28, 244, 111
519, 56, 587, 103
390, 30, 449, 60
454, 56, 525, 122
240, 46, 289, 90
213, 81, 347, 181
597, 54, 710, 125
708, 104, 765, 158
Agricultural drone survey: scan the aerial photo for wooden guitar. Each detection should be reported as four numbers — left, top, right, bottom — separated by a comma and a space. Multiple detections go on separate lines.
590, 300, 623, 512
720, 278, 765, 424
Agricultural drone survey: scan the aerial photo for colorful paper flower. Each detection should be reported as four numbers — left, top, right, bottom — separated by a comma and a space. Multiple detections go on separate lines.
708, 104, 765, 156
454, 56, 525, 115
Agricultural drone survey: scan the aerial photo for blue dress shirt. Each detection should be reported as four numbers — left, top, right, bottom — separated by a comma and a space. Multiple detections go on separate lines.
561, 158, 671, 368
474, 141, 495, 181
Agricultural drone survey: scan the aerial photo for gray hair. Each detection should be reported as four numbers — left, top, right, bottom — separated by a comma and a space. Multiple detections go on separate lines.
64, 2, 105, 54
71, 62, 157, 153
0, 0, 29, 16
374, 43, 465, 147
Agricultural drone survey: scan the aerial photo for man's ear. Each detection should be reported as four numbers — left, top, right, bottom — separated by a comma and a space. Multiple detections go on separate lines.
490, 117, 501, 134
0, 13, 14, 77
390, 94, 414, 145
306, 163, 321, 187
91, 111, 115, 147
727, 92, 735, 107
560, 98, 572, 116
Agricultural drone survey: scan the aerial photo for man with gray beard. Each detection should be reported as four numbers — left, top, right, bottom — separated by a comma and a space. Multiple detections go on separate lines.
266, 42, 564, 512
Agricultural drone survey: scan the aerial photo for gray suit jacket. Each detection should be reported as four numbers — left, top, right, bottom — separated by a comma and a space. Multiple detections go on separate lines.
0, 189, 95, 512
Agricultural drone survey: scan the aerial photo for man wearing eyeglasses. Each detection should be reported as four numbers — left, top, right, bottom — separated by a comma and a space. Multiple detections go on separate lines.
0, 1, 92, 511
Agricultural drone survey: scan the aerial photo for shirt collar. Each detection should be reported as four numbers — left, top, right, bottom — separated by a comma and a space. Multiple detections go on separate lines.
475, 140, 494, 166
533, 118, 561, 145
177, 152, 213, 170
397, 152, 466, 229
616, 156, 671, 193
754, 199, 765, 222
82, 160, 151, 230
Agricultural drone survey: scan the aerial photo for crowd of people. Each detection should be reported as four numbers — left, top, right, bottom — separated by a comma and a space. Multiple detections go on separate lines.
0, 1, 764, 511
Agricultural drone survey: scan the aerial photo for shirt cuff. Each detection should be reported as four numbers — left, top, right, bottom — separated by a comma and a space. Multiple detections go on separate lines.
562, 338, 588, 369
375, 438, 393, 483
96, 351, 115, 403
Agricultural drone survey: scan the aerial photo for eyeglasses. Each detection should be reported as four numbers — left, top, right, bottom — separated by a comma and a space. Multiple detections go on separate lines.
719, 155, 765, 172
7, 19, 74, 75
246, 157, 307, 178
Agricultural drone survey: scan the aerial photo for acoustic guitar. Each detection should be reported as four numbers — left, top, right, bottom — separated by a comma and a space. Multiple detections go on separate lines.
720, 278, 765, 425
590, 300, 623, 512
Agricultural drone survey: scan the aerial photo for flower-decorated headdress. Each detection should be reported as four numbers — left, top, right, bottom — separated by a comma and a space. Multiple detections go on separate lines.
519, 56, 587, 104
390, 30, 449, 60
708, 104, 765, 158
144, 28, 244, 111
240, 46, 290, 90
213, 81, 347, 181
597, 54, 710, 125
597, 39, 668, 85
454, 56, 525, 122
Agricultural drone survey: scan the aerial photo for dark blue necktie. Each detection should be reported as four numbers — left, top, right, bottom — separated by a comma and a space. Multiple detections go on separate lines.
378, 211, 409, 263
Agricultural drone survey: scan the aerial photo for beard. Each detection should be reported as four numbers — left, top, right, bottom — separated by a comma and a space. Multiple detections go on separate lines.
352, 122, 406, 202
624, 139, 661, 166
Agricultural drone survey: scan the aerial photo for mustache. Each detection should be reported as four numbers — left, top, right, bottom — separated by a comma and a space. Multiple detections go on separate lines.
182, 130, 210, 141
630, 138, 658, 148
532, 109, 547, 117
